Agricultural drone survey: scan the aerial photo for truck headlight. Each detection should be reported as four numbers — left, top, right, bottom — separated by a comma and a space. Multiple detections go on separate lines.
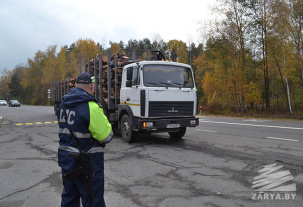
143, 122, 153, 128
190, 120, 197, 125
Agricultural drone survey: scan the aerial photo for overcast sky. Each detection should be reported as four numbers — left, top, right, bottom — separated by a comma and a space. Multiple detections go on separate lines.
0, 0, 216, 73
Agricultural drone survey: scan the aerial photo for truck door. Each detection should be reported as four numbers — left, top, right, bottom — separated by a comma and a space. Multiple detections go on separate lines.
124, 66, 141, 117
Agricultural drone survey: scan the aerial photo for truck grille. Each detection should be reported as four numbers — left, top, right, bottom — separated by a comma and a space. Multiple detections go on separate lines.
149, 101, 194, 117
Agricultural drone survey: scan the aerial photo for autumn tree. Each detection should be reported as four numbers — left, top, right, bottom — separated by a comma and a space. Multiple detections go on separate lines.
248, 0, 271, 112
167, 40, 188, 63
42, 45, 57, 85
188, 42, 203, 69
195, 0, 266, 113
194, 37, 233, 111
22, 50, 45, 104
289, 0, 303, 87
0, 69, 11, 100
8, 73, 23, 100
289, 0, 303, 110
266, 0, 294, 114
110, 42, 121, 55
71, 38, 100, 70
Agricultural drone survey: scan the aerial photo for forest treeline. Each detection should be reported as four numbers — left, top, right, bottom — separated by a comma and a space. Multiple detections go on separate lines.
0, 0, 302, 116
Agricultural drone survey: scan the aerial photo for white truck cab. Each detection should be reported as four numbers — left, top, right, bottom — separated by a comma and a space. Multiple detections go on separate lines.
118, 60, 199, 142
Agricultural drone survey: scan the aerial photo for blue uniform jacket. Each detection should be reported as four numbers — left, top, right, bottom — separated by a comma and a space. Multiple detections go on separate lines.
57, 87, 113, 172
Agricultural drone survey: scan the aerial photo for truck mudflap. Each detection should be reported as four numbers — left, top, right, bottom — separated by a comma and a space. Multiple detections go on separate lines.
137, 117, 199, 131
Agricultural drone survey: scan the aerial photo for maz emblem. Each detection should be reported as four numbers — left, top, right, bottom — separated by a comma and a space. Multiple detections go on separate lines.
168, 107, 178, 113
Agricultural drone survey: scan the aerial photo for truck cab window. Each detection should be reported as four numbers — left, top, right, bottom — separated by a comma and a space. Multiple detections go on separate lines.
143, 65, 194, 88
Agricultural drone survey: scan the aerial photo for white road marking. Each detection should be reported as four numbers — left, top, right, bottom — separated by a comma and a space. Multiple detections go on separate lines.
266, 137, 299, 142
243, 119, 265, 122
199, 119, 303, 130
195, 129, 216, 133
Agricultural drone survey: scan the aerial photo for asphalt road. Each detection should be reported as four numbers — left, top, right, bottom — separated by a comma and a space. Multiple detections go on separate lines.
0, 105, 302, 207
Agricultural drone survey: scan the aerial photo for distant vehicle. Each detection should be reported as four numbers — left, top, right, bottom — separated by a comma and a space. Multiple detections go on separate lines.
0, 100, 7, 106
8, 100, 21, 107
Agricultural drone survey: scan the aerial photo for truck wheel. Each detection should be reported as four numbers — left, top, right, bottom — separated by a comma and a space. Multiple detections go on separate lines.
121, 114, 137, 143
168, 127, 186, 140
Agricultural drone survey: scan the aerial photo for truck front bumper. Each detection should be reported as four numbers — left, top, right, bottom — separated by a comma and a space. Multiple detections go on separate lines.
137, 117, 199, 131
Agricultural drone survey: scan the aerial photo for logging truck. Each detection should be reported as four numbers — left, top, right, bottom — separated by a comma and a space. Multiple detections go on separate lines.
54, 50, 199, 142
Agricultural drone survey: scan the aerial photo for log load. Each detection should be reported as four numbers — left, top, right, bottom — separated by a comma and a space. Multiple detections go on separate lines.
57, 53, 126, 105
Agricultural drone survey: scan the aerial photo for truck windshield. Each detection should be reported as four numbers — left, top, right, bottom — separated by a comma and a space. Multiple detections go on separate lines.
143, 65, 194, 88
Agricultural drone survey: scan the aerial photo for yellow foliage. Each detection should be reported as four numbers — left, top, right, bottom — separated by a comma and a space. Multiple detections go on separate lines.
110, 43, 121, 55
178, 43, 187, 64
72, 38, 99, 66
0, 71, 10, 99
202, 72, 217, 96
243, 82, 262, 105
167, 40, 187, 63
56, 47, 69, 79
22, 50, 45, 89
42, 45, 57, 85
193, 53, 211, 73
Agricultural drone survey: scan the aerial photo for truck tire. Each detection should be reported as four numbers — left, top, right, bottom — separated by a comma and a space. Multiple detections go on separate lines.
121, 114, 137, 143
168, 127, 186, 140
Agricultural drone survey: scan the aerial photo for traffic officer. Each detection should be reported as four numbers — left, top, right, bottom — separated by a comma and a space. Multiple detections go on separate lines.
57, 72, 113, 207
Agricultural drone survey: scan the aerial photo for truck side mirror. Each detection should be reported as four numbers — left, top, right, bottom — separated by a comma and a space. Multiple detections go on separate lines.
127, 67, 133, 81
126, 67, 133, 87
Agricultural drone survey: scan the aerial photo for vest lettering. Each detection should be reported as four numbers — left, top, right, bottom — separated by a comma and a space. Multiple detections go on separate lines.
67, 111, 75, 125
59, 109, 75, 125
59, 109, 65, 122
